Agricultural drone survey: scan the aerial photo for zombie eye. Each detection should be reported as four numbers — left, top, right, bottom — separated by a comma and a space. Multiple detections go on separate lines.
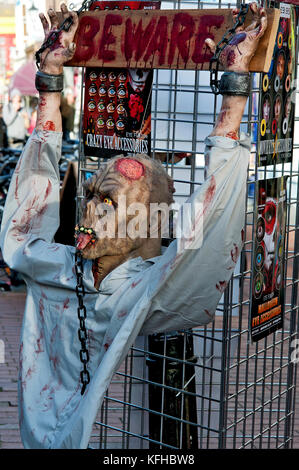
108, 87, 116, 97
98, 101, 105, 111
88, 100, 96, 111
103, 197, 113, 206
88, 84, 97, 96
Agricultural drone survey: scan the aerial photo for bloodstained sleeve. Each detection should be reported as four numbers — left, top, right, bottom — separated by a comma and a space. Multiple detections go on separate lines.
0, 129, 75, 283
140, 133, 251, 335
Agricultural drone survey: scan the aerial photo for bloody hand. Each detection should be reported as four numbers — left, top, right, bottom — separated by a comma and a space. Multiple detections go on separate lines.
38, 3, 79, 75
205, 2, 267, 73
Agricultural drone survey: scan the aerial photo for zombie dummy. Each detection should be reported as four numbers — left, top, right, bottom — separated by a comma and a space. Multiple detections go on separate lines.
0, 3, 267, 449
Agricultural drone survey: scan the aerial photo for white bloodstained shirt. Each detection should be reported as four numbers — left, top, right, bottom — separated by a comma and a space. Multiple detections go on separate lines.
0, 129, 250, 448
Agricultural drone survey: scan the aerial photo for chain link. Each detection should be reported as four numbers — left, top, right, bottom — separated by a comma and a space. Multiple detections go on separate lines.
210, 4, 250, 95
35, 0, 94, 395
35, 0, 94, 69
75, 250, 91, 396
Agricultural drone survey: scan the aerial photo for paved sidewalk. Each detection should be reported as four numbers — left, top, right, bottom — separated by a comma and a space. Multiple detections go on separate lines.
1, 291, 298, 449
0, 293, 25, 449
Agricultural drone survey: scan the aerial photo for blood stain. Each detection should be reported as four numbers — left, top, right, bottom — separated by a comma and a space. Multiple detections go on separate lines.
118, 310, 127, 318
231, 243, 239, 264
36, 333, 44, 354
43, 121, 56, 132
216, 280, 228, 293
131, 279, 142, 288
204, 309, 213, 319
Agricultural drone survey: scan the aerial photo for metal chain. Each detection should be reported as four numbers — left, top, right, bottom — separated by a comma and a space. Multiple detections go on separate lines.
35, 0, 94, 69
75, 250, 91, 395
35, 0, 95, 395
210, 4, 250, 95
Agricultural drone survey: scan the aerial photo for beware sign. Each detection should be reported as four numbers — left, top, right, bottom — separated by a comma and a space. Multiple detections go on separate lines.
66, 8, 280, 72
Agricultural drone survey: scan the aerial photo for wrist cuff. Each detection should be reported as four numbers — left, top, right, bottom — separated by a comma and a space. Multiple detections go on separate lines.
219, 72, 251, 97
35, 70, 64, 93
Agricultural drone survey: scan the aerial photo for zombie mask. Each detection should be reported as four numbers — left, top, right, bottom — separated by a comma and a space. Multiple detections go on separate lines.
262, 197, 277, 271
256, 195, 277, 266
128, 69, 150, 93
262, 96, 271, 123
75, 155, 175, 272
274, 96, 282, 122
255, 196, 279, 296
276, 51, 285, 81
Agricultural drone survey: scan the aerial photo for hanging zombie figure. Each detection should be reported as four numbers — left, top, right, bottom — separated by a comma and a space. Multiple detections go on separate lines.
0, 3, 267, 449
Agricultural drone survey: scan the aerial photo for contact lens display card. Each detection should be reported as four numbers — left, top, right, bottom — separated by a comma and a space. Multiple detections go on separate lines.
258, 2, 297, 166
83, 67, 153, 158
250, 176, 288, 342
82, 1, 160, 158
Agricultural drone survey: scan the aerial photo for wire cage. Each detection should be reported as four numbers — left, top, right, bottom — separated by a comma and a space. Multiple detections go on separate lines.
75, 0, 299, 449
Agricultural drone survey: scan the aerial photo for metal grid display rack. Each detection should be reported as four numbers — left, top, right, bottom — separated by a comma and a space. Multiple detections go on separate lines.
75, 0, 299, 449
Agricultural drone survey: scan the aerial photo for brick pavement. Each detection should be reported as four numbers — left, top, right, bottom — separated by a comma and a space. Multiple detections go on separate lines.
1, 290, 298, 449
0, 292, 25, 449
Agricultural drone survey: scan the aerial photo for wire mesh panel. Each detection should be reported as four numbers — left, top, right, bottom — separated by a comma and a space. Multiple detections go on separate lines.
75, 0, 299, 449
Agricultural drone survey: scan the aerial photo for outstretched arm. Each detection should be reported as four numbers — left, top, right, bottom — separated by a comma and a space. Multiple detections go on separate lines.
140, 4, 268, 334
0, 4, 79, 281
207, 3, 267, 140
36, 4, 78, 133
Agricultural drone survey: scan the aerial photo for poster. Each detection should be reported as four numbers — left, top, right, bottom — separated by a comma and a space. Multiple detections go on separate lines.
82, 1, 160, 158
258, 2, 297, 166
250, 177, 288, 342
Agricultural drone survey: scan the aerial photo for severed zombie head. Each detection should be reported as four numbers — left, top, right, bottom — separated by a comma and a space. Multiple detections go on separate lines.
75, 155, 175, 269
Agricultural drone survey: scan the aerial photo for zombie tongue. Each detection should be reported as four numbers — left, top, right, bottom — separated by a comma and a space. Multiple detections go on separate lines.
76, 233, 92, 250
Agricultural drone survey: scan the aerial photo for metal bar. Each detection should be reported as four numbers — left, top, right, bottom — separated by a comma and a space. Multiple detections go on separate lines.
94, 421, 178, 449
77, 0, 299, 450
102, 395, 218, 433
218, 288, 229, 448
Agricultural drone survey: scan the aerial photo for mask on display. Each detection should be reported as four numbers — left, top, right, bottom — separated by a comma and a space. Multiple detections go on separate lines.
128, 69, 151, 93
256, 193, 281, 295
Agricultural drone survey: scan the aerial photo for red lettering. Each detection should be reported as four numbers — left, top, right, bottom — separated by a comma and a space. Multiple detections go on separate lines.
124, 18, 157, 62
192, 15, 224, 64
143, 16, 168, 65
99, 14, 122, 62
168, 13, 195, 66
72, 16, 100, 62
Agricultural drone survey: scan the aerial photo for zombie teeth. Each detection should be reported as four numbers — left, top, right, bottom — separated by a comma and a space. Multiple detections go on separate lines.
74, 226, 97, 245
